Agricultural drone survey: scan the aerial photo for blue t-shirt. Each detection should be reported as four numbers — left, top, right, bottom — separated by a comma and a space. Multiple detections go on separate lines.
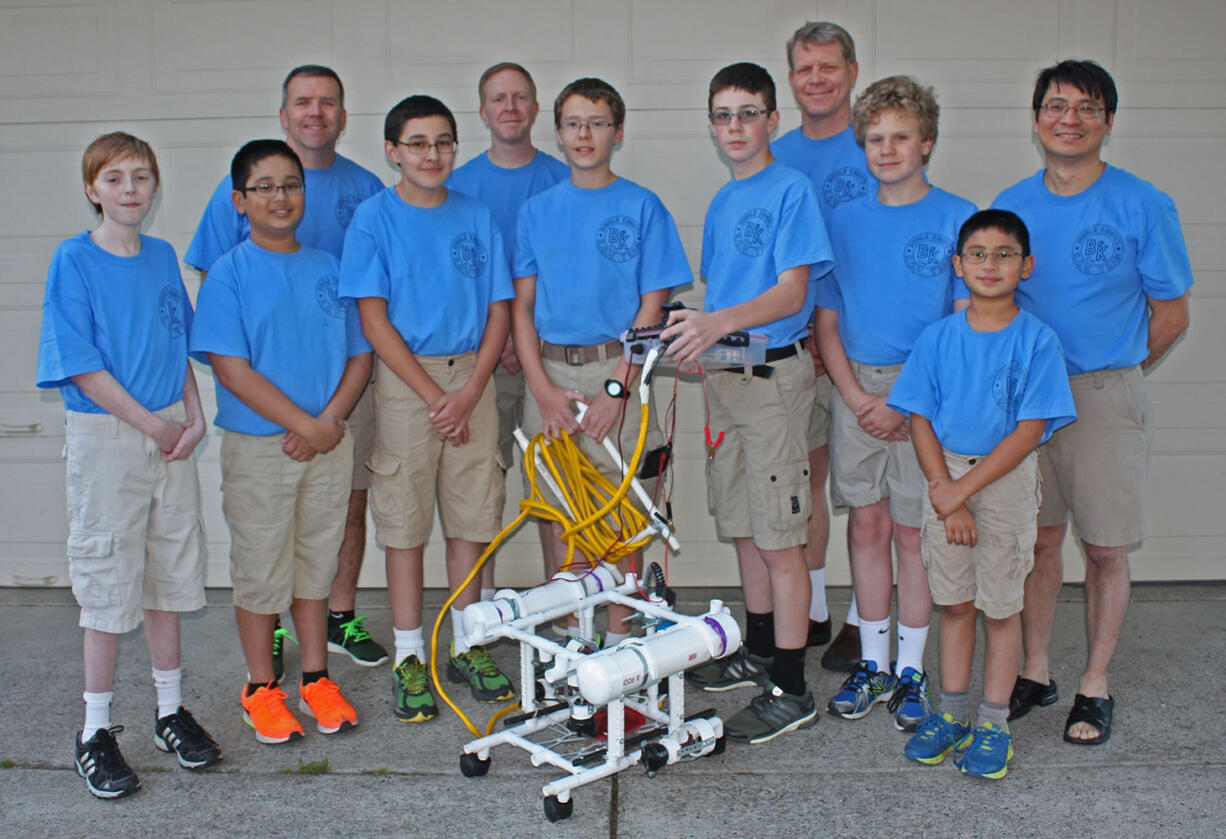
702, 162, 834, 348
992, 165, 1194, 375
818, 186, 976, 365
37, 232, 192, 413
448, 150, 569, 246
771, 126, 875, 228
189, 240, 370, 436
340, 187, 513, 356
888, 309, 1077, 456
514, 177, 690, 345
185, 153, 383, 271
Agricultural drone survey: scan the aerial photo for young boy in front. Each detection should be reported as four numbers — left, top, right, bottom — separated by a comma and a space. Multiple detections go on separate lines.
340, 96, 514, 722
888, 210, 1076, 778
664, 62, 832, 743
190, 139, 371, 744
37, 132, 221, 798
816, 75, 976, 731
512, 77, 691, 646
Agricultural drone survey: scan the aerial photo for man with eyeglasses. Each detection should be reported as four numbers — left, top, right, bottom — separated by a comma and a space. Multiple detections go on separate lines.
992, 59, 1193, 746
772, 21, 876, 671
186, 64, 389, 677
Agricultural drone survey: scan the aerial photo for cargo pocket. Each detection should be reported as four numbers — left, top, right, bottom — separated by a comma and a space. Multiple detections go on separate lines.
1013, 523, 1038, 578
366, 450, 404, 528
67, 528, 120, 608
919, 518, 940, 569
765, 459, 811, 532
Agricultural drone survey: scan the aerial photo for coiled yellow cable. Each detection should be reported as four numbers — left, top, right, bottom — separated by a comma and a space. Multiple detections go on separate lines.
430, 401, 652, 737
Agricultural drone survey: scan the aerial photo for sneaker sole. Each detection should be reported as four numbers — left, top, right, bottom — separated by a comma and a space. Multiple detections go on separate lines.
827, 691, 894, 720
738, 709, 818, 745
701, 678, 762, 693
75, 760, 140, 799
394, 707, 438, 723
327, 641, 389, 667
446, 661, 515, 703
906, 743, 957, 765
242, 711, 303, 745
298, 699, 358, 735
152, 732, 221, 770
894, 711, 927, 732
958, 745, 1015, 779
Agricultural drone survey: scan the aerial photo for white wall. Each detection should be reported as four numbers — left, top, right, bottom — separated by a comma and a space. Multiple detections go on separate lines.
3, 0, 1223, 589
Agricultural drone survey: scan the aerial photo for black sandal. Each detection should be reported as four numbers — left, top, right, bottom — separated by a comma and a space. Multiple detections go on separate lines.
1063, 693, 1113, 746
1008, 676, 1058, 720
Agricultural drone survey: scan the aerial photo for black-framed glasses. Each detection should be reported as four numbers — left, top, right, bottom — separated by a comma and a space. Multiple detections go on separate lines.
709, 107, 770, 126
392, 138, 458, 155
1040, 100, 1106, 119
961, 248, 1024, 265
238, 181, 304, 198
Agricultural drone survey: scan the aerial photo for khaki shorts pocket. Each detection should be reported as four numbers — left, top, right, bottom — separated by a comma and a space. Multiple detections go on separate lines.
67, 528, 120, 608
366, 450, 404, 528
1012, 523, 1038, 578
764, 459, 811, 533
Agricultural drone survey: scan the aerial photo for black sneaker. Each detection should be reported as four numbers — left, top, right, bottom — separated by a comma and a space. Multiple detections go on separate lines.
154, 707, 222, 769
724, 683, 818, 744
685, 646, 772, 692
806, 618, 832, 647
327, 614, 389, 667
75, 726, 140, 799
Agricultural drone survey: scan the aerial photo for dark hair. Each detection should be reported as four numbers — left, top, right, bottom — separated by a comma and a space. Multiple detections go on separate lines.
708, 62, 777, 113
957, 209, 1031, 256
1032, 59, 1117, 117
230, 139, 304, 192
82, 132, 160, 215
553, 78, 625, 128
384, 95, 457, 143
281, 64, 344, 108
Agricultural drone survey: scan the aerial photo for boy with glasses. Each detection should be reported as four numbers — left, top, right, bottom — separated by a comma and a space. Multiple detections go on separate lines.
992, 60, 1192, 746
815, 75, 975, 732
888, 209, 1076, 778
665, 63, 832, 744
511, 77, 691, 645
191, 139, 372, 745
340, 96, 515, 722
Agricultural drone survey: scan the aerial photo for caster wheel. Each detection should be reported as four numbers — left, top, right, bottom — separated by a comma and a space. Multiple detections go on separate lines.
641, 742, 668, 776
544, 794, 573, 822
710, 735, 726, 756
534, 680, 546, 702
459, 752, 490, 777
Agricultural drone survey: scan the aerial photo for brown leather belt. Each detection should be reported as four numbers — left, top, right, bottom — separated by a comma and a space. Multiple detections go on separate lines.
540, 339, 623, 366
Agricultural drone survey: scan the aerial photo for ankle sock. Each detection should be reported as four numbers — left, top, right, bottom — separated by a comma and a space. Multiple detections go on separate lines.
895, 622, 929, 675
394, 626, 425, 666
807, 569, 828, 622
745, 610, 775, 659
771, 647, 807, 696
941, 690, 970, 724
845, 592, 860, 627
603, 630, 630, 648
152, 667, 183, 719
301, 669, 328, 686
480, 587, 496, 601
978, 699, 1010, 730
450, 608, 470, 655
859, 617, 891, 671
83, 691, 112, 740
246, 681, 271, 697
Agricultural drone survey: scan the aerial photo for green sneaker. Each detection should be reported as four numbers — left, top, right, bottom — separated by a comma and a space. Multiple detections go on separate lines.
327, 614, 389, 667
447, 644, 515, 703
392, 655, 437, 723
271, 624, 296, 684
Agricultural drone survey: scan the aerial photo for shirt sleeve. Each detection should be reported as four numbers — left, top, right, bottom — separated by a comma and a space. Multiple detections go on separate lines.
338, 211, 390, 301
488, 224, 515, 303
638, 194, 692, 293
774, 180, 834, 279
344, 299, 373, 357
1139, 194, 1195, 300
1016, 327, 1078, 438
512, 202, 538, 279
188, 261, 250, 365
886, 331, 939, 420
36, 246, 104, 388
184, 176, 246, 272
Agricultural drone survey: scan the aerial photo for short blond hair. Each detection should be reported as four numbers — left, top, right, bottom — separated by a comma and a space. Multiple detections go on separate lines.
852, 75, 939, 164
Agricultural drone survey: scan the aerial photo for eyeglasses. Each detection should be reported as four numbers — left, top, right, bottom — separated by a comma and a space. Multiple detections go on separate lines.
961, 248, 1024, 265
559, 119, 616, 134
392, 138, 458, 155
1039, 100, 1107, 119
238, 181, 304, 198
709, 107, 770, 126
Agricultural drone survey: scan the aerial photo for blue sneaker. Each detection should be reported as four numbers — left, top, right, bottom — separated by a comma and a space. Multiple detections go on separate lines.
827, 660, 896, 720
904, 712, 971, 765
888, 667, 934, 731
954, 721, 1014, 779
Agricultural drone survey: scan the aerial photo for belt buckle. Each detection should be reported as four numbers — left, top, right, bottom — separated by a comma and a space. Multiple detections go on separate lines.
566, 346, 583, 366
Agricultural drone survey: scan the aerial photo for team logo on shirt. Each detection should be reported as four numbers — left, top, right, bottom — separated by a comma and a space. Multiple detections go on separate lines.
596, 216, 641, 263
992, 361, 1028, 413
158, 286, 185, 338
822, 167, 870, 209
903, 232, 954, 277
450, 233, 489, 278
734, 208, 775, 257
1071, 224, 1124, 275
335, 195, 363, 230
315, 274, 346, 319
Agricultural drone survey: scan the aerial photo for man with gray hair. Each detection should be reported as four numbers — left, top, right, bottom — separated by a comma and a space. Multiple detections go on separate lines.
771, 21, 875, 672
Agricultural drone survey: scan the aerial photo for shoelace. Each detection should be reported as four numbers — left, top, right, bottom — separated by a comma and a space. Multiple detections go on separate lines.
463, 646, 501, 676
888, 675, 924, 712
251, 684, 292, 715
968, 725, 1007, 754
396, 657, 427, 691
340, 616, 374, 644
272, 627, 297, 655
89, 726, 129, 774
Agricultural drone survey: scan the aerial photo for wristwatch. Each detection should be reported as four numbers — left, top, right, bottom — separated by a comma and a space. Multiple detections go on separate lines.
604, 378, 629, 399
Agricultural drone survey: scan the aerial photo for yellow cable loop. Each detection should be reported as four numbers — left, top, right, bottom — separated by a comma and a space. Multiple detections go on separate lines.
429, 401, 652, 738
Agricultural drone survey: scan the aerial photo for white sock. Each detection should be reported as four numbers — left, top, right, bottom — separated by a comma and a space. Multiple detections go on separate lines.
895, 622, 929, 676
859, 617, 891, 672
603, 630, 631, 648
846, 592, 860, 627
808, 569, 828, 622
83, 691, 112, 740
152, 667, 183, 719
451, 607, 470, 655
393, 626, 425, 666
480, 587, 496, 602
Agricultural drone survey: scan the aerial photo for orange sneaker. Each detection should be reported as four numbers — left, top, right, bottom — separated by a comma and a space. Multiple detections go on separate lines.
299, 677, 358, 734
241, 683, 304, 745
